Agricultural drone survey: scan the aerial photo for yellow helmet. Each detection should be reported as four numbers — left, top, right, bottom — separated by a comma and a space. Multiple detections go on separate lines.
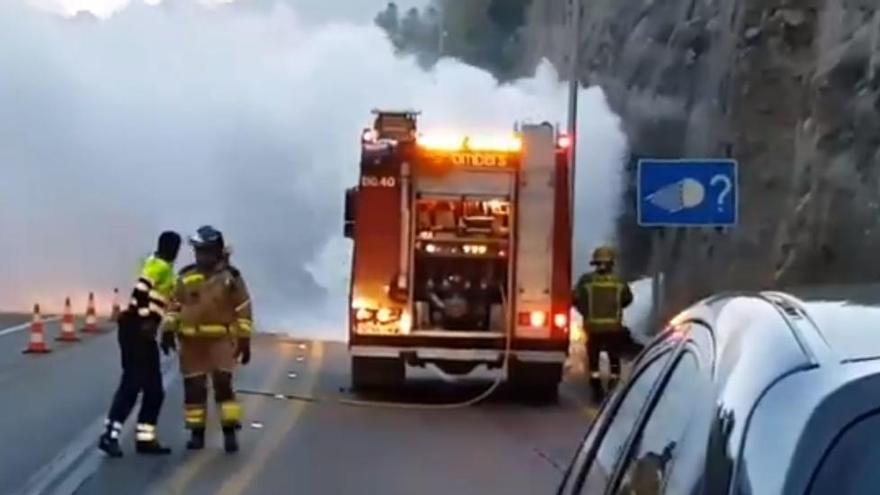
591, 245, 615, 265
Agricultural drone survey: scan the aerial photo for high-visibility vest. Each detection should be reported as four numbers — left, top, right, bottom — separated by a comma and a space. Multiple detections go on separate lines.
129, 255, 175, 319
585, 274, 625, 326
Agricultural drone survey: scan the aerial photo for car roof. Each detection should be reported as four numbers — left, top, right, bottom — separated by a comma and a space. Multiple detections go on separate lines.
781, 284, 880, 363
666, 286, 880, 494
673, 285, 880, 384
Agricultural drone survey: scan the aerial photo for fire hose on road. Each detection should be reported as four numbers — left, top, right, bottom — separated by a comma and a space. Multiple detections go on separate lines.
236, 285, 516, 411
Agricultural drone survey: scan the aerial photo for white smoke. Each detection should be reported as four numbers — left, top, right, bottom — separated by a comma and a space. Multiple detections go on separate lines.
0, 0, 626, 340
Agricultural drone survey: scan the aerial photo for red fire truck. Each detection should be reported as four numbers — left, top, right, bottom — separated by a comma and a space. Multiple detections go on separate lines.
343, 110, 572, 397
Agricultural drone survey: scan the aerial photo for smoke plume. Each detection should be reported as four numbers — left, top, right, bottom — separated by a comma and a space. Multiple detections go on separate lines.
0, 0, 626, 339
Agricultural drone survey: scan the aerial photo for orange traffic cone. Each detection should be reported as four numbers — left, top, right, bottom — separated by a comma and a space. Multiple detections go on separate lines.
57, 297, 81, 342
82, 292, 100, 334
110, 288, 121, 322
23, 304, 52, 354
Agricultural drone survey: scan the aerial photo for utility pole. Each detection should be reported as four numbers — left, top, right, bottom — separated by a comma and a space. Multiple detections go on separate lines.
436, 3, 447, 58
438, 30, 448, 57
567, 0, 582, 238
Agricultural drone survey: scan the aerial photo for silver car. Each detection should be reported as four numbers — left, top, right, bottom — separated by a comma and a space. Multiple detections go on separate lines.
558, 287, 880, 494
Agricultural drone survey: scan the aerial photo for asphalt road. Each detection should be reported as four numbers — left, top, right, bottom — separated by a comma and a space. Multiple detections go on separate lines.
0, 314, 120, 494
0, 318, 598, 495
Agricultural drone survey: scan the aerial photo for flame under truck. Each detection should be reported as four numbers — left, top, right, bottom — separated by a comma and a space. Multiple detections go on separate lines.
343, 110, 572, 397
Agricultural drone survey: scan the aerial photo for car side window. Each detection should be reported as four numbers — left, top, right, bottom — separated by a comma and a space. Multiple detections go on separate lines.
613, 352, 707, 495
578, 350, 672, 494
807, 412, 880, 494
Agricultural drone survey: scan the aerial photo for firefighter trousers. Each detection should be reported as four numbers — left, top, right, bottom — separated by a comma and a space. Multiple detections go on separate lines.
107, 316, 164, 426
180, 337, 242, 430
587, 330, 640, 379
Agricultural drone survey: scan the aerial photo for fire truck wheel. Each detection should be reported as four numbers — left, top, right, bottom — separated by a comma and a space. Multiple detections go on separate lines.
351, 356, 405, 391
508, 361, 562, 404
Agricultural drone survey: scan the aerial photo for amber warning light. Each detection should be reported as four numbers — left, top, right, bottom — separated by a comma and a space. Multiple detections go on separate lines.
416, 133, 522, 153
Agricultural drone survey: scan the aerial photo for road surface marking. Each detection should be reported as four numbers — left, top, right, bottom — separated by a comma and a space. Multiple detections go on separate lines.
559, 380, 600, 421
151, 340, 306, 495
0, 317, 60, 338
216, 341, 324, 495
13, 356, 178, 495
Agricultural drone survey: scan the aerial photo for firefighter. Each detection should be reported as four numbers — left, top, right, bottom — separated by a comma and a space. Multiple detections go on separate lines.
99, 231, 181, 458
572, 245, 634, 396
160, 225, 252, 453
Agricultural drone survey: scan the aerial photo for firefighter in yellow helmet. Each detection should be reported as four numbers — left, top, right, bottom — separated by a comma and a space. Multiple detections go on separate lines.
160, 226, 252, 453
572, 245, 635, 397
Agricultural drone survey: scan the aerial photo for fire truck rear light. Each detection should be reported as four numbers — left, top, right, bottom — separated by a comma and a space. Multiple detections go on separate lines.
426, 243, 437, 253
553, 313, 568, 329
518, 311, 547, 327
530, 311, 547, 327
557, 134, 572, 149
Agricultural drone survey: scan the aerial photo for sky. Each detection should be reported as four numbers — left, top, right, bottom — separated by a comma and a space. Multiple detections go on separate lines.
2, 0, 627, 339
30, 0, 427, 22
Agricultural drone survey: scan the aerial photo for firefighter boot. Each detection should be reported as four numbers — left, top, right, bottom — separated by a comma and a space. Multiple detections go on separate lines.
183, 377, 209, 450
186, 428, 205, 450
136, 440, 172, 455
98, 420, 123, 458
135, 423, 171, 455
589, 377, 605, 403
223, 426, 239, 453
609, 374, 621, 391
98, 433, 123, 458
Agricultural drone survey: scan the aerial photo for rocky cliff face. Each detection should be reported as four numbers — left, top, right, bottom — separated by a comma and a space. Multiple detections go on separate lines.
525, 0, 880, 311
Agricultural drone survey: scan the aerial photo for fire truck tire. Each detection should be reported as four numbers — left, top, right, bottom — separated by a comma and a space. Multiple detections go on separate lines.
508, 361, 561, 403
351, 356, 405, 391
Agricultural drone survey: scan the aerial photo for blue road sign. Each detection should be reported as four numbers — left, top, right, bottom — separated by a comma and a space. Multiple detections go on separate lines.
637, 159, 738, 227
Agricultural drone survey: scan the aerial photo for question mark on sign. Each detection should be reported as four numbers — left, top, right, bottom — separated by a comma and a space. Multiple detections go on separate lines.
710, 174, 732, 211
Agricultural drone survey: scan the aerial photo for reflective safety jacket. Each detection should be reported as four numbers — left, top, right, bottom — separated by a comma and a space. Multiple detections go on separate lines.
572, 272, 633, 331
163, 263, 253, 338
128, 255, 176, 324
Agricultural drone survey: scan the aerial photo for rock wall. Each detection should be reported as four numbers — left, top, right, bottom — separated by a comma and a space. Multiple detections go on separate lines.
524, 0, 880, 311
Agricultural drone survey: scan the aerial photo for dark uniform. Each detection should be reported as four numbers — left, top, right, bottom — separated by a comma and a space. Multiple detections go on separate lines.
99, 231, 180, 457
572, 246, 635, 393
162, 226, 252, 453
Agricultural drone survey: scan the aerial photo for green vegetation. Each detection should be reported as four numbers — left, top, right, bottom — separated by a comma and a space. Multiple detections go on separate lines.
374, 0, 534, 81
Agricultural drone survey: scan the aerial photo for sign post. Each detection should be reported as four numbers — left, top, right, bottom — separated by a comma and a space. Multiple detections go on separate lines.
637, 158, 738, 330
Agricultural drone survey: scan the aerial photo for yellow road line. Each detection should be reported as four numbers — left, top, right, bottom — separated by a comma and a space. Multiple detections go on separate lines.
216, 341, 325, 495
152, 342, 296, 495
583, 406, 598, 420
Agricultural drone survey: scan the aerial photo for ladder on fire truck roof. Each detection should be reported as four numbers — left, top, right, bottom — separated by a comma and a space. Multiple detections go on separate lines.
371, 109, 419, 142
371, 108, 421, 115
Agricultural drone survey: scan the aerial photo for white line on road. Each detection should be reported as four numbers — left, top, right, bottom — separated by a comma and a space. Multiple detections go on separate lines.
12, 356, 180, 495
0, 317, 61, 338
